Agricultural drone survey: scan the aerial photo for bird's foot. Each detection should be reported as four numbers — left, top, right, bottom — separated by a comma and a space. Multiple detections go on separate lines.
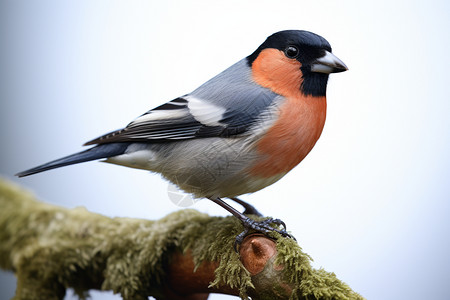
207, 197, 295, 252
234, 217, 296, 251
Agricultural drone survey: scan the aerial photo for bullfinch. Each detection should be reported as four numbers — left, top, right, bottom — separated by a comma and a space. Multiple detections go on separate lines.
17, 30, 348, 244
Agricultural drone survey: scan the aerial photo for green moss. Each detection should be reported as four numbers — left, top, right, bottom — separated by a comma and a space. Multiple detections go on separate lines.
273, 235, 364, 299
0, 178, 364, 299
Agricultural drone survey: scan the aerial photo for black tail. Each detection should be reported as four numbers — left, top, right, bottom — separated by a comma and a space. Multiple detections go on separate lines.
15, 143, 130, 177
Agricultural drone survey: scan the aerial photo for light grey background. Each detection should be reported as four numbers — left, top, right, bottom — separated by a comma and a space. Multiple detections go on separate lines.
1, 1, 449, 299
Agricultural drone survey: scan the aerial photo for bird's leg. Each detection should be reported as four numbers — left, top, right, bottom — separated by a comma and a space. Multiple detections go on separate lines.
208, 197, 295, 250
229, 197, 263, 216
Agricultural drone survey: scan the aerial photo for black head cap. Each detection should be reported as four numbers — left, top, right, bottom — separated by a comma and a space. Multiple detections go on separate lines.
247, 30, 332, 66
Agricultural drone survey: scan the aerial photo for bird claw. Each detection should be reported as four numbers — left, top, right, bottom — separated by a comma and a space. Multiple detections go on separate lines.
260, 218, 287, 230
233, 217, 296, 252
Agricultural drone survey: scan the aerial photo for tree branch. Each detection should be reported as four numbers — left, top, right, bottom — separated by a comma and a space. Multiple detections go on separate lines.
0, 179, 364, 300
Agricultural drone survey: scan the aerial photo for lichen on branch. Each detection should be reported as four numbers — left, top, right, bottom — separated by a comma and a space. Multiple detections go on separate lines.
0, 179, 364, 300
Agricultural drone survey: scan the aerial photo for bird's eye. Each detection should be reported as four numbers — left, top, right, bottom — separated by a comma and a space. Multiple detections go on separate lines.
285, 46, 299, 58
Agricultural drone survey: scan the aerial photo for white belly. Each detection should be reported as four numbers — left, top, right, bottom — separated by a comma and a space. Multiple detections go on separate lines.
105, 138, 285, 199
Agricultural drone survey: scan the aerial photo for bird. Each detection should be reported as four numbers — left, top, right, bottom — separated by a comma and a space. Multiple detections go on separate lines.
16, 30, 347, 245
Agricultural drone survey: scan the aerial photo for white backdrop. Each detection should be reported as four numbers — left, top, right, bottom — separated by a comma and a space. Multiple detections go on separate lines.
1, 1, 449, 299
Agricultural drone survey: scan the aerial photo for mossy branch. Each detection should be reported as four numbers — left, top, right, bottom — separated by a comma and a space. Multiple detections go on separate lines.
0, 179, 364, 300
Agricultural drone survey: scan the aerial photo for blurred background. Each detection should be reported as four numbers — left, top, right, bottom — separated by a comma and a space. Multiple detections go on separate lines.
1, 0, 449, 299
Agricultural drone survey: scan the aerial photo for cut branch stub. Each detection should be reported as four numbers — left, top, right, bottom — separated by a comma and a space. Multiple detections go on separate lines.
165, 233, 294, 299
240, 234, 294, 299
